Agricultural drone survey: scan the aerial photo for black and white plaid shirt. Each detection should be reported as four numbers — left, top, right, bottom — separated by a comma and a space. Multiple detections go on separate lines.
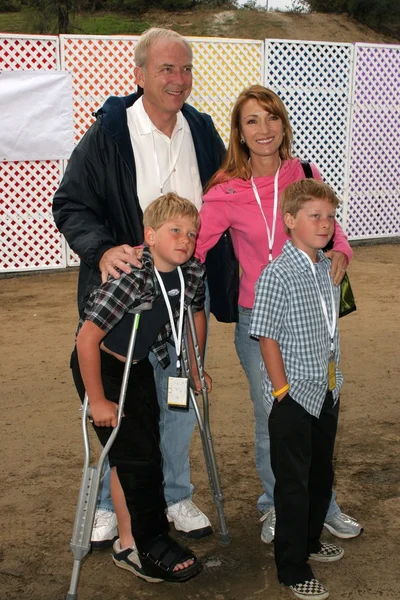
78, 248, 205, 368
250, 241, 343, 417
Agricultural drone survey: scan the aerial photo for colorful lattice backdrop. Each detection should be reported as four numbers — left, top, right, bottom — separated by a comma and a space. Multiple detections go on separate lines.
1, 34, 399, 273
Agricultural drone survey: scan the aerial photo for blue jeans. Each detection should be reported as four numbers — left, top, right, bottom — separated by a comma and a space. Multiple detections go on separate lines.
234, 305, 340, 519
97, 284, 210, 511
97, 459, 114, 511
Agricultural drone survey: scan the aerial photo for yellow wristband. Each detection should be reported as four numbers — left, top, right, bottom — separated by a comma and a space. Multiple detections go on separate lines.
272, 383, 290, 398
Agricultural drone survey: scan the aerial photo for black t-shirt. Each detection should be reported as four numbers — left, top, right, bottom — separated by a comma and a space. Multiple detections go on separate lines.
103, 269, 181, 361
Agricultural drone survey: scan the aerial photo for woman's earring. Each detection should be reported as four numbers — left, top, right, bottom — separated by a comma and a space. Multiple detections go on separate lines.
240, 136, 245, 144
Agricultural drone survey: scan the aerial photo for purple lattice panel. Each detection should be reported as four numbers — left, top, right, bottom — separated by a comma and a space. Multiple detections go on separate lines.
347, 44, 400, 240
265, 40, 354, 223
0, 34, 58, 70
0, 161, 65, 271
60, 35, 139, 142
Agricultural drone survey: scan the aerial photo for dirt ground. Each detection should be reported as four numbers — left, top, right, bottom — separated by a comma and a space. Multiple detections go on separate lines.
0, 243, 399, 600
144, 8, 398, 44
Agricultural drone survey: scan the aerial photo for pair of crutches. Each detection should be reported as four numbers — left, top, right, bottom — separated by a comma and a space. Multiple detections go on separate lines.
65, 302, 230, 600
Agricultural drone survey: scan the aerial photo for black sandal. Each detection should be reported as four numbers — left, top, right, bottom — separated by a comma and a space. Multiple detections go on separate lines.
136, 533, 203, 583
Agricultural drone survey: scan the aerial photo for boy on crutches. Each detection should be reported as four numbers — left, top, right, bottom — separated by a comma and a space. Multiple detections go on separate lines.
70, 192, 209, 583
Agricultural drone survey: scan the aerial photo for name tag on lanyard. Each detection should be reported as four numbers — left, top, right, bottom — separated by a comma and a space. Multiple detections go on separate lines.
300, 251, 338, 391
328, 353, 336, 391
154, 266, 189, 410
167, 376, 189, 411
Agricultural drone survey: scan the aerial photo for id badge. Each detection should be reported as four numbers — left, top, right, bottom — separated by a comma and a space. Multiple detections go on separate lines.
167, 376, 189, 410
328, 353, 336, 391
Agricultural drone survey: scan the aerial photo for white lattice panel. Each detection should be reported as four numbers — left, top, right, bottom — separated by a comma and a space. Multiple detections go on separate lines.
0, 161, 65, 271
264, 40, 354, 225
189, 38, 263, 145
0, 35, 65, 271
346, 44, 400, 240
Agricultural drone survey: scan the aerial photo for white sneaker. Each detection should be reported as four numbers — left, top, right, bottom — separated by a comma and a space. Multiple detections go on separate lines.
324, 512, 363, 539
167, 499, 213, 538
91, 509, 118, 549
260, 507, 276, 543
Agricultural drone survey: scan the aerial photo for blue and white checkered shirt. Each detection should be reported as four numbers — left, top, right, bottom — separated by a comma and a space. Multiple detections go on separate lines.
249, 241, 343, 417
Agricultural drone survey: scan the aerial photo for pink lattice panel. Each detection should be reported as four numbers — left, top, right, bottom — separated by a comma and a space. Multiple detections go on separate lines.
0, 161, 64, 271
0, 35, 58, 70
61, 36, 139, 141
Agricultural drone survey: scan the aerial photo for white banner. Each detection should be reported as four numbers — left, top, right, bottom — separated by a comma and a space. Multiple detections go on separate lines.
0, 70, 74, 161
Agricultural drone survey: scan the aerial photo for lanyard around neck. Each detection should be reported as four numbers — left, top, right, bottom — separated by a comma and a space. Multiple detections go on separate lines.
154, 266, 185, 369
151, 120, 185, 194
250, 159, 281, 263
301, 250, 337, 351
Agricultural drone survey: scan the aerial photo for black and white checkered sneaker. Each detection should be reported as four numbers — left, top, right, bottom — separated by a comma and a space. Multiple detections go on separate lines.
309, 542, 344, 562
289, 578, 329, 600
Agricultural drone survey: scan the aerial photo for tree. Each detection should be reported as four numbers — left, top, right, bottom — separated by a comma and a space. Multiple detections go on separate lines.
27, 0, 76, 34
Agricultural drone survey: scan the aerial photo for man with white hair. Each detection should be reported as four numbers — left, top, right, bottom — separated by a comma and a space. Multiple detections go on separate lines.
53, 27, 227, 558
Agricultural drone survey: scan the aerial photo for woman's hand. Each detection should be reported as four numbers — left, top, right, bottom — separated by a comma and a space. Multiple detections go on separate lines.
99, 245, 143, 283
325, 250, 348, 286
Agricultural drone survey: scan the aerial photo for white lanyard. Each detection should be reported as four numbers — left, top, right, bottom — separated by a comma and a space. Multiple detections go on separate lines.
250, 159, 281, 264
301, 251, 337, 351
154, 266, 185, 371
151, 124, 185, 194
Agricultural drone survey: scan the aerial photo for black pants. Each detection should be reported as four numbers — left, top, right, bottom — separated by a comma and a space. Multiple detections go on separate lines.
269, 392, 339, 586
70, 348, 169, 550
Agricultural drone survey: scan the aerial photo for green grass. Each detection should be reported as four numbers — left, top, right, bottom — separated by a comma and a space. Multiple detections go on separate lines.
71, 12, 150, 36
0, 8, 37, 33
0, 8, 150, 35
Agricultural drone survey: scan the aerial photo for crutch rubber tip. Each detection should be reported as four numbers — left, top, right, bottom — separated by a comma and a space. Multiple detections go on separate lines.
65, 594, 78, 600
219, 533, 232, 546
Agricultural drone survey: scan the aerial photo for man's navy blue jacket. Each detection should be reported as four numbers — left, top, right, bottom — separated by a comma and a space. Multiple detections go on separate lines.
53, 92, 238, 322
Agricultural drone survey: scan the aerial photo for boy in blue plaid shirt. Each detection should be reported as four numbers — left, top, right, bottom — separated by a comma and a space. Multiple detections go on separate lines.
70, 192, 209, 583
249, 179, 345, 600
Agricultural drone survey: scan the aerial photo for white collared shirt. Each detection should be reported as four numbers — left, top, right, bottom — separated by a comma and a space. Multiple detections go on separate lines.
126, 96, 203, 212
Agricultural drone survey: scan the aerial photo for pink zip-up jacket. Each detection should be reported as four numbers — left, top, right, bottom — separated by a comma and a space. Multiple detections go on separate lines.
196, 158, 352, 309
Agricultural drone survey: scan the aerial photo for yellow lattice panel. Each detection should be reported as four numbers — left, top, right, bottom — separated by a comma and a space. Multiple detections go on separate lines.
189, 38, 263, 145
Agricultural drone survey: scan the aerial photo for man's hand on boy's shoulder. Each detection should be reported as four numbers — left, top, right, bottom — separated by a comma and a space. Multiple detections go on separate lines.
90, 397, 120, 428
100, 244, 143, 283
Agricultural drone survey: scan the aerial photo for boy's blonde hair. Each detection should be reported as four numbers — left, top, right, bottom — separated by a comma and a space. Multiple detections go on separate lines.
281, 179, 340, 234
143, 192, 200, 231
